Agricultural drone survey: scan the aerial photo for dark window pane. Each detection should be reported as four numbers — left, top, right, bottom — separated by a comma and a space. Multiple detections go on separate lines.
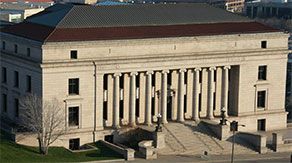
26, 75, 32, 92
14, 44, 17, 53
69, 138, 80, 150
2, 67, 7, 83
69, 78, 79, 95
14, 71, 19, 88
2, 41, 5, 50
2, 94, 7, 112
258, 66, 267, 80
257, 91, 266, 108
27, 48, 31, 57
261, 41, 267, 48
70, 50, 77, 59
69, 107, 79, 126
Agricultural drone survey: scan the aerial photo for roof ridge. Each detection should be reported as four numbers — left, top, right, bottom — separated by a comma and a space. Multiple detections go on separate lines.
54, 5, 74, 28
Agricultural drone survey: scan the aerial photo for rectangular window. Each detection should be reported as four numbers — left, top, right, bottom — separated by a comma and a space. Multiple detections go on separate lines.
69, 107, 79, 126
2, 67, 7, 83
261, 41, 267, 48
14, 44, 18, 53
15, 98, 19, 117
27, 48, 31, 57
14, 71, 19, 88
257, 119, 266, 131
2, 94, 7, 112
69, 78, 79, 95
257, 91, 266, 108
2, 41, 5, 50
69, 138, 80, 150
70, 50, 77, 59
258, 65, 267, 80
26, 75, 32, 92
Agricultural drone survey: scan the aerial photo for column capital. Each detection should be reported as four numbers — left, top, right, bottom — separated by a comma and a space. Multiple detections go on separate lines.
223, 65, 231, 70
130, 72, 138, 76
113, 73, 122, 77
194, 67, 202, 72
209, 67, 216, 71
162, 70, 169, 74
179, 68, 187, 73
146, 71, 154, 75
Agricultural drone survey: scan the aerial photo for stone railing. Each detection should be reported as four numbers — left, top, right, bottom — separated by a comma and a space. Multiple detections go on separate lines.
138, 140, 157, 160
272, 132, 292, 152
100, 140, 135, 161
201, 120, 231, 140
237, 132, 267, 154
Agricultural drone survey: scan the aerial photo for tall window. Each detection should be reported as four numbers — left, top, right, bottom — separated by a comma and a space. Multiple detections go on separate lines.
257, 91, 266, 108
70, 50, 77, 59
14, 44, 18, 53
69, 107, 79, 126
69, 78, 79, 95
15, 98, 19, 117
258, 65, 267, 80
14, 71, 19, 88
2, 94, 7, 112
2, 67, 7, 83
2, 41, 5, 50
27, 48, 31, 57
26, 75, 32, 92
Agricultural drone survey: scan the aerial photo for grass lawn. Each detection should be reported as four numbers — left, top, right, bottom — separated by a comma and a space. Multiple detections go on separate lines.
0, 130, 123, 162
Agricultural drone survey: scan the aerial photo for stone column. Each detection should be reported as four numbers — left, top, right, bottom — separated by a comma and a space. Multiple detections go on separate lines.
96, 73, 104, 129
215, 67, 222, 116
161, 70, 169, 124
106, 74, 113, 127
171, 70, 178, 121
201, 68, 208, 117
193, 68, 201, 121
186, 69, 194, 119
139, 72, 146, 123
113, 73, 121, 128
207, 67, 215, 120
129, 72, 137, 126
122, 74, 130, 125
145, 71, 153, 126
178, 69, 186, 122
222, 66, 231, 117
154, 72, 161, 122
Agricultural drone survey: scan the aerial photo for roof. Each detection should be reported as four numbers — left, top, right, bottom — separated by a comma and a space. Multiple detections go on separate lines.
26, 3, 252, 28
96, 1, 131, 6
1, 3, 280, 43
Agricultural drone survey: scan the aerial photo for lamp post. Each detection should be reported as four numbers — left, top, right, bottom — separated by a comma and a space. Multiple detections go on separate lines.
219, 107, 227, 125
230, 120, 245, 163
155, 113, 162, 132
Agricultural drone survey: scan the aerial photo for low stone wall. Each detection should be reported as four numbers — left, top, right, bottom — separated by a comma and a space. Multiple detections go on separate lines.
138, 140, 157, 160
100, 140, 135, 161
272, 132, 292, 152
237, 132, 267, 154
201, 121, 231, 140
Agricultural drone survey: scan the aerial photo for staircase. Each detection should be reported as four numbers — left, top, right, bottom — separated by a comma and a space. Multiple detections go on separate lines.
159, 121, 257, 155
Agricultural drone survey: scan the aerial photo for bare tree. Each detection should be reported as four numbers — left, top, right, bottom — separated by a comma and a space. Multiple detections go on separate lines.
20, 94, 66, 155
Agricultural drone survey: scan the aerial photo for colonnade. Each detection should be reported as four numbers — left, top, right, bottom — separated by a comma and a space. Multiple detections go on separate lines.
103, 66, 231, 128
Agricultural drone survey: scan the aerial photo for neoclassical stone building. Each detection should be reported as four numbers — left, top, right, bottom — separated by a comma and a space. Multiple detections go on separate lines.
0, 3, 289, 148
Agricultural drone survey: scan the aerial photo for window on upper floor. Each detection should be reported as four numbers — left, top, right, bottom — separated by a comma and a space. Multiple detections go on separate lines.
27, 48, 31, 57
14, 44, 18, 53
69, 107, 79, 126
26, 75, 32, 92
258, 65, 267, 80
2, 41, 6, 50
261, 41, 267, 49
69, 78, 79, 95
2, 67, 7, 83
2, 94, 7, 113
257, 91, 266, 108
70, 50, 77, 59
14, 71, 19, 88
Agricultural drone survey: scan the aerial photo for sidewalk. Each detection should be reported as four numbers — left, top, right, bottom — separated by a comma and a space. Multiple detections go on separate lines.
112, 152, 291, 163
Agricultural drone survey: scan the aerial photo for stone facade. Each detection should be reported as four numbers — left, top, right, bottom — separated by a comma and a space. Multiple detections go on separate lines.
0, 31, 289, 148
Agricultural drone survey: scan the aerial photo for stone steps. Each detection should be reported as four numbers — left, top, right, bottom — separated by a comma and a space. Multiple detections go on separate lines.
158, 121, 257, 155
